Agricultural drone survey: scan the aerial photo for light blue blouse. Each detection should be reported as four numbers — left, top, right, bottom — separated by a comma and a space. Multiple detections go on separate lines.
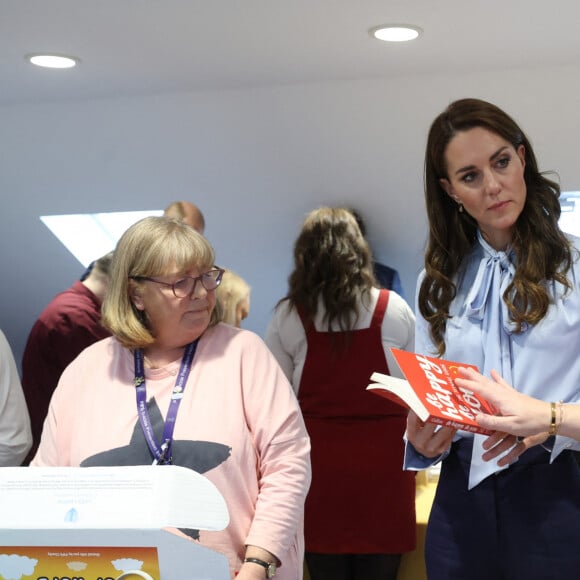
405, 231, 580, 478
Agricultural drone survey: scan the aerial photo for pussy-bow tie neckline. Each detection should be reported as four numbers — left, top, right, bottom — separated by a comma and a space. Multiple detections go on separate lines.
465, 231, 520, 335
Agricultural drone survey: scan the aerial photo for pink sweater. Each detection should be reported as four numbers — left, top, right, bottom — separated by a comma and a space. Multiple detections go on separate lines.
33, 323, 311, 579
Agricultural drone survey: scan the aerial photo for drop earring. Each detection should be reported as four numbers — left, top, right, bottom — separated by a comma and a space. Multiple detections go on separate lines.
458, 203, 464, 213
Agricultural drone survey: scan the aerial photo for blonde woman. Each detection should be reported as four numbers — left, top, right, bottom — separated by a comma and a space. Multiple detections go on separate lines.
33, 217, 311, 580
216, 269, 251, 327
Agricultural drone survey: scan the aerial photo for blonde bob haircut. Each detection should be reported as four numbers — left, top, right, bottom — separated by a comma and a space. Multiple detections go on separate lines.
102, 216, 218, 349
215, 269, 251, 326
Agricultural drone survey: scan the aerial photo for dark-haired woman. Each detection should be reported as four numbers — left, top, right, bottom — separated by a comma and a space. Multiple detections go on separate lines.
266, 207, 416, 580
407, 98, 580, 579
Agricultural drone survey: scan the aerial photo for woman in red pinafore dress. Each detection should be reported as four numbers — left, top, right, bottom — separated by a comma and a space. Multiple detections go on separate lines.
265, 207, 416, 580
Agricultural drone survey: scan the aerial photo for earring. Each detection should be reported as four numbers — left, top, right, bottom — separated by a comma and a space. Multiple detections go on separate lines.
458, 203, 464, 213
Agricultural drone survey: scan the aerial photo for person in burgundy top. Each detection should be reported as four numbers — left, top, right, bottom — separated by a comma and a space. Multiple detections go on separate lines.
266, 207, 416, 580
21, 251, 113, 463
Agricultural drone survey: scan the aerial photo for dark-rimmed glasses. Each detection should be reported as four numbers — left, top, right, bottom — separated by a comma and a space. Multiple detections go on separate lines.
130, 268, 225, 299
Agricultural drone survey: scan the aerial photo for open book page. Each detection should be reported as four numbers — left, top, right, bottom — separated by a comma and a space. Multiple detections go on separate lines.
366, 373, 429, 422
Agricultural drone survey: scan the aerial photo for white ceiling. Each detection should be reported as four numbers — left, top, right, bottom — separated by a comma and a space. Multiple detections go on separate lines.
3, 0, 580, 106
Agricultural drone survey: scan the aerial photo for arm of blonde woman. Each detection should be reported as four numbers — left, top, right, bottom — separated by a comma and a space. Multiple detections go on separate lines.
455, 367, 580, 456
236, 545, 279, 580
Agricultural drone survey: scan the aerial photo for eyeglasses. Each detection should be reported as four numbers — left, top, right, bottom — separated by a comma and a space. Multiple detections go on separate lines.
131, 268, 225, 299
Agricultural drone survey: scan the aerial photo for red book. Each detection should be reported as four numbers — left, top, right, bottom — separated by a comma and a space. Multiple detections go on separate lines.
367, 348, 496, 435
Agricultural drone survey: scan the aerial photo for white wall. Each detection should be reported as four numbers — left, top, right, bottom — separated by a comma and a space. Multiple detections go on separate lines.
2, 64, 580, 366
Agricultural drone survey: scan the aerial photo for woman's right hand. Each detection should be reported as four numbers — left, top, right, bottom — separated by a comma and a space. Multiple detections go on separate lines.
454, 367, 552, 438
406, 410, 456, 458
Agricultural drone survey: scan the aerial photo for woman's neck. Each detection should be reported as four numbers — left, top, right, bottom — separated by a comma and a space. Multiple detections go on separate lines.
479, 227, 512, 252
143, 344, 187, 369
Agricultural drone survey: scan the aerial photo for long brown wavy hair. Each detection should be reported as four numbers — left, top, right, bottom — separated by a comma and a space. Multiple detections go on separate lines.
282, 207, 377, 334
420, 98, 572, 356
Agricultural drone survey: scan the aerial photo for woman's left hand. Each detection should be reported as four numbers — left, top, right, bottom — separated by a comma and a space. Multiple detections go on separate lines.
237, 546, 278, 580
479, 429, 549, 467
236, 563, 271, 580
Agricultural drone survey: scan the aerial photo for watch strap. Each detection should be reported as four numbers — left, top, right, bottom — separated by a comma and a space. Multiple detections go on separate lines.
243, 557, 276, 577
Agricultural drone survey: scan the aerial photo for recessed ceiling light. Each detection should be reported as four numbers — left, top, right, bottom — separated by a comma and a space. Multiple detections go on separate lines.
370, 25, 422, 42
27, 54, 79, 69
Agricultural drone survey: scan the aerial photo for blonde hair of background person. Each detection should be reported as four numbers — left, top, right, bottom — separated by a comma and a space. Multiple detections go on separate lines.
216, 269, 251, 327
163, 201, 205, 233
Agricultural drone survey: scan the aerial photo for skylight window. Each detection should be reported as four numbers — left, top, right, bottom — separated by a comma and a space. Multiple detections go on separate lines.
559, 191, 580, 237
41, 210, 163, 267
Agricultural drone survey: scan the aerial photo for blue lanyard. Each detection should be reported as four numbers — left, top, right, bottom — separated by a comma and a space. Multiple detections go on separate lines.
133, 340, 198, 465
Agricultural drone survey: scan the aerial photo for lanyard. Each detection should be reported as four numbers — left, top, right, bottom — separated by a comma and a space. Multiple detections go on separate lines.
134, 340, 198, 465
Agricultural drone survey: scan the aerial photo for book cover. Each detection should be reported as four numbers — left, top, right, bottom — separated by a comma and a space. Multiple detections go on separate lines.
367, 348, 496, 434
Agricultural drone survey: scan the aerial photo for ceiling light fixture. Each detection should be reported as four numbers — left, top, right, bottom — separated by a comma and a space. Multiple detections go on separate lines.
370, 24, 422, 42
27, 54, 79, 69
